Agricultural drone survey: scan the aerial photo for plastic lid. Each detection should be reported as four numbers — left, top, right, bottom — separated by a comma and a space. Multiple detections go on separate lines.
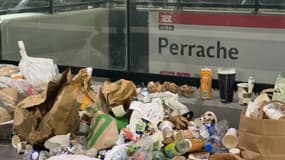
204, 144, 213, 152
229, 148, 240, 155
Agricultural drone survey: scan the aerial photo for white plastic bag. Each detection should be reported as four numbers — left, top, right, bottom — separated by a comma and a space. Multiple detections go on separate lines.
18, 41, 58, 88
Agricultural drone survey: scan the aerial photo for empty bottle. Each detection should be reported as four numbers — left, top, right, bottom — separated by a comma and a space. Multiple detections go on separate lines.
215, 120, 229, 137
165, 140, 189, 158
204, 135, 222, 153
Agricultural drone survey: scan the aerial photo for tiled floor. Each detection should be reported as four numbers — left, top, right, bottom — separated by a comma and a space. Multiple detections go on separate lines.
0, 142, 22, 160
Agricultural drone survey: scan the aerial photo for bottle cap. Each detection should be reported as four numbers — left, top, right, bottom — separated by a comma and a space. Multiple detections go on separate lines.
204, 144, 213, 152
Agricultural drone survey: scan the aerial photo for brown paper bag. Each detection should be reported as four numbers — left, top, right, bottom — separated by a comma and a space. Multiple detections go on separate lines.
94, 86, 109, 113
211, 153, 244, 160
13, 107, 37, 140
104, 79, 137, 117
0, 107, 12, 123
104, 79, 137, 107
14, 69, 70, 143
239, 100, 285, 160
14, 68, 94, 144
29, 68, 98, 144
87, 109, 119, 151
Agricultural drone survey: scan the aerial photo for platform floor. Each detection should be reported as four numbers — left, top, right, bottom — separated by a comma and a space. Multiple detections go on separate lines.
0, 142, 22, 160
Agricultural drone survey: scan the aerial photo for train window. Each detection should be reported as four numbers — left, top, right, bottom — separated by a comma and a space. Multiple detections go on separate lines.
1, 0, 128, 71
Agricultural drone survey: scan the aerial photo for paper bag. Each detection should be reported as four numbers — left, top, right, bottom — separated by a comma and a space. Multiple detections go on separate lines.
87, 110, 118, 151
14, 69, 70, 143
104, 79, 137, 117
13, 107, 37, 140
211, 153, 244, 160
14, 68, 90, 144
239, 101, 285, 160
0, 107, 12, 123
94, 86, 109, 113
29, 68, 97, 144
76, 92, 109, 114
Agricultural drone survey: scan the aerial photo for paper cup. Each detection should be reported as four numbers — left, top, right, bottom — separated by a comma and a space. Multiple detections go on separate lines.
159, 120, 174, 132
222, 128, 238, 149
245, 101, 259, 118
79, 121, 89, 134
237, 83, 251, 105
217, 68, 236, 103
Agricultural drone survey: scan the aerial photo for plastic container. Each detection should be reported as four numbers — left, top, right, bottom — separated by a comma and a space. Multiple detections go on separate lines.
204, 135, 223, 153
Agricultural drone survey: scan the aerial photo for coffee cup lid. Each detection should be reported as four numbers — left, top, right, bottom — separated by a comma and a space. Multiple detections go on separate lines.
217, 68, 236, 74
237, 83, 248, 87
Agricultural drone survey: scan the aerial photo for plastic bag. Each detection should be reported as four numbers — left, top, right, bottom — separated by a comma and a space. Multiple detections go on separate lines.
0, 77, 38, 96
18, 41, 58, 88
0, 65, 19, 77
0, 87, 18, 107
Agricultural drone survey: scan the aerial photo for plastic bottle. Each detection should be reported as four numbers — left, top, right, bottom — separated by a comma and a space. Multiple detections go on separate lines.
152, 150, 164, 160
215, 120, 229, 137
165, 140, 189, 158
247, 76, 255, 94
204, 135, 223, 153
152, 138, 165, 160
199, 125, 210, 139
132, 136, 154, 160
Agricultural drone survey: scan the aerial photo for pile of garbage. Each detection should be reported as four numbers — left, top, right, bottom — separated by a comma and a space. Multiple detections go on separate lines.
0, 41, 240, 160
